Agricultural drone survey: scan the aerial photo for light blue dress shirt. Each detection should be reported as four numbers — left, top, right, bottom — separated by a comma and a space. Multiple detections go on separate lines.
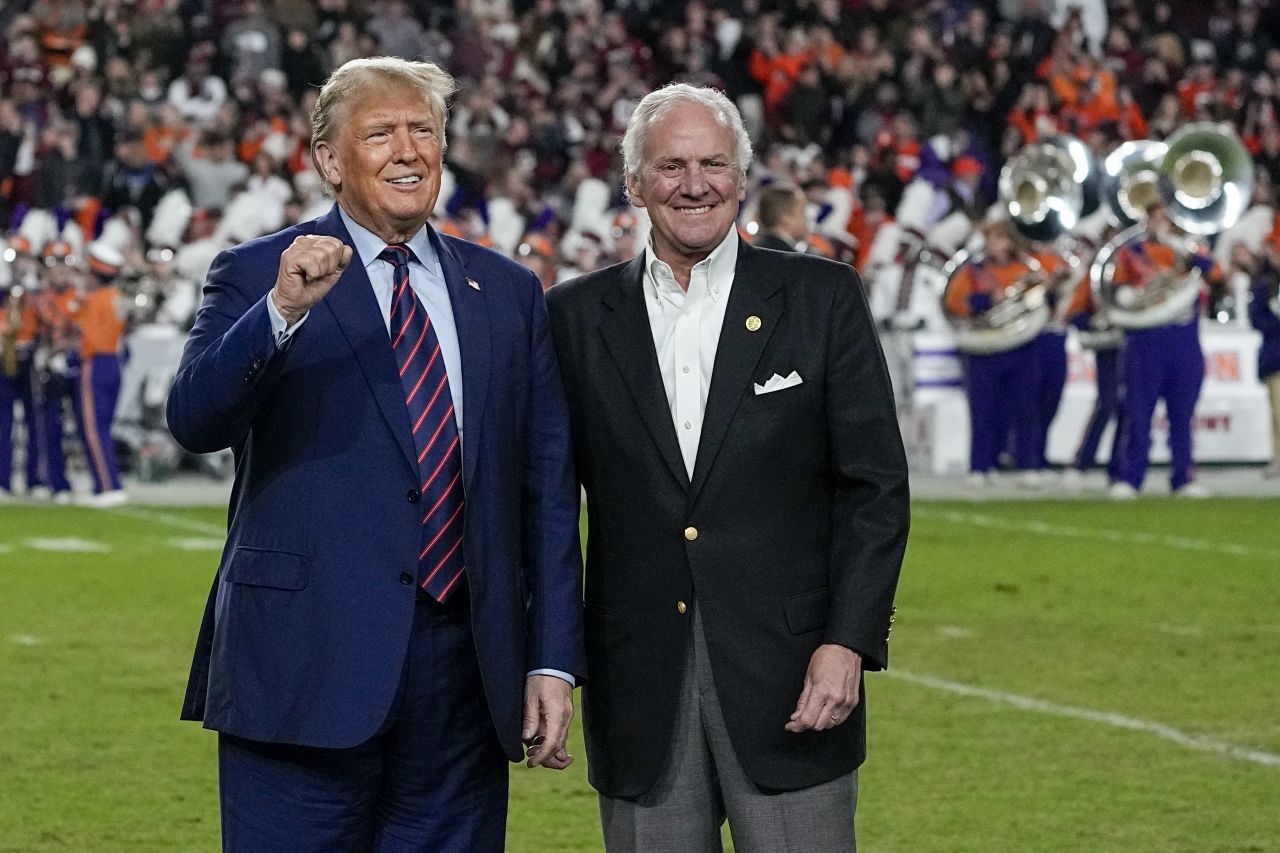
267, 209, 464, 435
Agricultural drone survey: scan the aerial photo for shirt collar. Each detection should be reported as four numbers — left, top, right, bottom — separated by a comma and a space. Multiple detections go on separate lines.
643, 228, 739, 303
338, 206, 440, 276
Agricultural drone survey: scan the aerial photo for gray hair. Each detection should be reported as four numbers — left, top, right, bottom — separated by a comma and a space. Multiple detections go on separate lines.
309, 56, 458, 190
620, 83, 753, 180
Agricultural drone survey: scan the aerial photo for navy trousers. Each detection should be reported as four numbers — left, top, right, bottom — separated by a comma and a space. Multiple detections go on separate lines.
1031, 331, 1067, 468
19, 357, 72, 494
1120, 322, 1203, 490
1073, 346, 1125, 480
77, 353, 123, 494
218, 590, 509, 853
964, 341, 1040, 473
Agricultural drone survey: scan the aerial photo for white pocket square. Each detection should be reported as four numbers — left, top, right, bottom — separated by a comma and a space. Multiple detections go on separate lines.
753, 371, 803, 395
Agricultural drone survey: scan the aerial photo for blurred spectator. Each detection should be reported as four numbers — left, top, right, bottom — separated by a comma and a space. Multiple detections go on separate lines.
754, 183, 807, 252
100, 131, 175, 229
366, 1, 431, 62
167, 50, 229, 126
174, 129, 250, 212
222, 1, 282, 86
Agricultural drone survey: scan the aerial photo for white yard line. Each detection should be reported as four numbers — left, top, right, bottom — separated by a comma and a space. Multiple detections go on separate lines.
23, 538, 110, 553
913, 507, 1280, 560
884, 669, 1280, 769
165, 537, 225, 551
105, 506, 225, 537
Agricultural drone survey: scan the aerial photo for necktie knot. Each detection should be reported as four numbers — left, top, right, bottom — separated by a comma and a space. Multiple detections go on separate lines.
379, 244, 412, 268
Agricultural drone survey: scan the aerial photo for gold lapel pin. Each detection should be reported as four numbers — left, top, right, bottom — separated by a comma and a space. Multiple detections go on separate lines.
745, 315, 762, 332
466, 277, 481, 291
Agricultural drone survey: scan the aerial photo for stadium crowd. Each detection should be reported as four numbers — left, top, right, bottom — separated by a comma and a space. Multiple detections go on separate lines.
1, 0, 1280, 500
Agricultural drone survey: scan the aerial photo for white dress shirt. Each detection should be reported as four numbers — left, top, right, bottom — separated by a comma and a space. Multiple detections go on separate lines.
643, 229, 739, 477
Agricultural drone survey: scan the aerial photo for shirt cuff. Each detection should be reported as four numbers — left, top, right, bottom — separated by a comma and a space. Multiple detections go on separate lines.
266, 289, 309, 348
527, 668, 576, 687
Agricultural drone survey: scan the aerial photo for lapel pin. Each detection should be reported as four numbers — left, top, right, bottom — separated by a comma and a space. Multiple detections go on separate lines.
466, 277, 481, 291
745, 315, 762, 332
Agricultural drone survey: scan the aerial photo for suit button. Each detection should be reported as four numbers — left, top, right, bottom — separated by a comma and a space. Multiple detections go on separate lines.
407, 489, 421, 504
684, 526, 698, 541
677, 600, 687, 614
399, 572, 414, 585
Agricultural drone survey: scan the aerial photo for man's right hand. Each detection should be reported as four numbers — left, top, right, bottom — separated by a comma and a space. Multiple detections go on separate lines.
271, 235, 353, 325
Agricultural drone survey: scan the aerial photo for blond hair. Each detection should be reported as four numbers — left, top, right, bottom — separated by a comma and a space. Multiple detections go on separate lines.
309, 57, 458, 191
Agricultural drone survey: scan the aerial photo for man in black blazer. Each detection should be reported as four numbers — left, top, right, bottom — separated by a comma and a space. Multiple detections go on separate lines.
547, 84, 910, 852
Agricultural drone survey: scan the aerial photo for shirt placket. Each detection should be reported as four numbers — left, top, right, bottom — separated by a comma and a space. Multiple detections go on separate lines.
674, 266, 705, 476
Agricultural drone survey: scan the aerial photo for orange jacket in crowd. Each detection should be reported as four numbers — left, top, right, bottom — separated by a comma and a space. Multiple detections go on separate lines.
749, 49, 812, 111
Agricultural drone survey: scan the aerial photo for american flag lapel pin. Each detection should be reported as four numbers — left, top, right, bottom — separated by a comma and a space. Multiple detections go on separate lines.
466, 277, 481, 291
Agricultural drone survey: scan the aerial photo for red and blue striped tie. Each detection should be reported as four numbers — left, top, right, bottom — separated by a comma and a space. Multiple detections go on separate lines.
379, 244, 466, 602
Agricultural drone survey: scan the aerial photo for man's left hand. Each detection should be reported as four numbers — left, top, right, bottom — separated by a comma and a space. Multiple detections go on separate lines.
785, 644, 863, 733
522, 675, 574, 769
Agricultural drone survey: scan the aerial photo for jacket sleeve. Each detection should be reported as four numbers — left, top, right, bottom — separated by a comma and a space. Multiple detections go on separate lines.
520, 271, 587, 681
166, 246, 293, 453
822, 267, 911, 671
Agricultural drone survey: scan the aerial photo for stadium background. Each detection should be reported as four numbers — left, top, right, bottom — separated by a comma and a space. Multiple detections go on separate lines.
1, 0, 1279, 850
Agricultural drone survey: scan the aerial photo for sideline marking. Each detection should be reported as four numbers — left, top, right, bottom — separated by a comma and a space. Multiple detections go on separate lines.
913, 507, 1280, 560
885, 669, 1280, 769
106, 507, 224, 537
166, 537, 225, 552
24, 538, 110, 553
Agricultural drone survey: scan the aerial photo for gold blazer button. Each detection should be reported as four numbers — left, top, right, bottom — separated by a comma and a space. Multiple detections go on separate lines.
745, 315, 762, 332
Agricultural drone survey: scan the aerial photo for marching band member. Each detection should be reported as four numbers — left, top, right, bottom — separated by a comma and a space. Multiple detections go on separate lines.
17, 240, 82, 503
1063, 266, 1126, 484
76, 242, 129, 506
1024, 243, 1074, 478
1109, 203, 1220, 498
1247, 226, 1280, 478
944, 219, 1042, 483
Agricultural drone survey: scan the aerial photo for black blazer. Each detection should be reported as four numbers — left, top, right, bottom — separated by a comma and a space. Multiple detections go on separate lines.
547, 241, 910, 797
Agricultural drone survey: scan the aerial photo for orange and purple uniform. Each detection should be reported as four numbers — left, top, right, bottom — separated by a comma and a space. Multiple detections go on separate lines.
1112, 237, 1216, 493
75, 286, 127, 495
948, 255, 1041, 474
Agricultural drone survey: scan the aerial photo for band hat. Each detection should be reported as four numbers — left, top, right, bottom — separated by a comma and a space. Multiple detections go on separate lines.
87, 241, 125, 278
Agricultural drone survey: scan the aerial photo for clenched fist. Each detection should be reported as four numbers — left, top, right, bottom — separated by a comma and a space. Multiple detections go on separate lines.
271, 235, 354, 325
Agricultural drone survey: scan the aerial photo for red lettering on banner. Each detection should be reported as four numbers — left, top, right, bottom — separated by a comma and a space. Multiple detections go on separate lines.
1203, 351, 1240, 382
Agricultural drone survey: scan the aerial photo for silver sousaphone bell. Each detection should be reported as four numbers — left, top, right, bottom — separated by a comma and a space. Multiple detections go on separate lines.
941, 136, 1097, 354
1093, 123, 1253, 330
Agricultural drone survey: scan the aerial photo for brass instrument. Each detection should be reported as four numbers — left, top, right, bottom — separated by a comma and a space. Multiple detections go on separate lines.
1001, 134, 1100, 242
942, 248, 1051, 354
941, 135, 1096, 353
1094, 123, 1253, 330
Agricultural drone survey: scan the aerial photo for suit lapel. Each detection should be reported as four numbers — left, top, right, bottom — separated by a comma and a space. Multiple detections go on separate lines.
689, 242, 785, 499
600, 257, 690, 491
429, 229, 489, 498
315, 206, 419, 475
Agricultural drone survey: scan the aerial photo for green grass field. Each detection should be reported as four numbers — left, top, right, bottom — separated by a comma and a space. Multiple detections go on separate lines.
1, 499, 1277, 852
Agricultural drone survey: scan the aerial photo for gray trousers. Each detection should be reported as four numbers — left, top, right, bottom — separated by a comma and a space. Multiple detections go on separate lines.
599, 607, 858, 853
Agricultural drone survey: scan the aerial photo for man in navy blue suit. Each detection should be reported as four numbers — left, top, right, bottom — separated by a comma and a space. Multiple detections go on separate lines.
167, 57, 585, 851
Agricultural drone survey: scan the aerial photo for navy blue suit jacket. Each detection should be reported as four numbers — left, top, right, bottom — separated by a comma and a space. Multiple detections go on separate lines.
168, 205, 585, 760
